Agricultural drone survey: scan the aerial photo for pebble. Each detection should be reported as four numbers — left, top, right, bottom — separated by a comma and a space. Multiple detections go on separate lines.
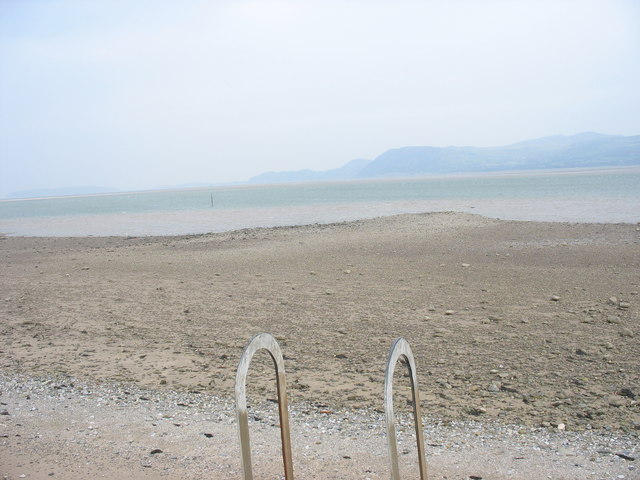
618, 388, 635, 399
619, 301, 630, 309
445, 310, 455, 315
461, 263, 470, 267
620, 328, 634, 338
551, 295, 561, 302
607, 315, 621, 324
436, 379, 452, 389
608, 397, 625, 408
487, 383, 500, 393
558, 447, 576, 456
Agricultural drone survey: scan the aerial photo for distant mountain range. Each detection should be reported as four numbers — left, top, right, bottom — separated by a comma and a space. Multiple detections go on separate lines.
6, 133, 639, 199
249, 132, 640, 184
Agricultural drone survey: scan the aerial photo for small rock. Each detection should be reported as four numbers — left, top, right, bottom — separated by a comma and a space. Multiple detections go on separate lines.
436, 379, 452, 389
343, 269, 351, 274
461, 263, 470, 268
618, 388, 636, 399
551, 295, 561, 302
557, 423, 566, 431
444, 310, 455, 315
335, 353, 348, 359
608, 397, 625, 407
606, 315, 621, 324
466, 407, 486, 416
0, 410, 9, 415
619, 301, 630, 309
487, 383, 500, 393
558, 447, 576, 456
150, 449, 163, 455
620, 328, 634, 338
609, 297, 618, 305
615, 453, 635, 461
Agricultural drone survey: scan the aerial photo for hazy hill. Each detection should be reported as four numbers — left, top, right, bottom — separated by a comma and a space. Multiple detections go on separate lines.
249, 132, 640, 183
249, 158, 370, 184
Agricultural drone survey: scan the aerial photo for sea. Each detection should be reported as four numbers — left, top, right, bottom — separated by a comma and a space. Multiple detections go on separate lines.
1, 168, 639, 237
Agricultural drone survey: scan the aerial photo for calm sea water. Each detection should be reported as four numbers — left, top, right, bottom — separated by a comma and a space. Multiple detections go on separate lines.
1, 169, 639, 236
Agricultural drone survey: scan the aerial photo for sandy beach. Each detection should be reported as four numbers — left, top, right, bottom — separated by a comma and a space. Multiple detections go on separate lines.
1, 212, 639, 479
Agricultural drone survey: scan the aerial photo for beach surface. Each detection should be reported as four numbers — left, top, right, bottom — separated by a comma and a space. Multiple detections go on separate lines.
1, 212, 639, 479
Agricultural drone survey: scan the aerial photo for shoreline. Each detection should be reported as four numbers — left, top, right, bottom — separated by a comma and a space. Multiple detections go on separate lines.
2, 197, 640, 238
1, 212, 638, 478
3, 165, 640, 202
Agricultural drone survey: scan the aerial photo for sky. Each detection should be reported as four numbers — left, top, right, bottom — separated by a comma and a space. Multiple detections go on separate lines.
1, 0, 639, 197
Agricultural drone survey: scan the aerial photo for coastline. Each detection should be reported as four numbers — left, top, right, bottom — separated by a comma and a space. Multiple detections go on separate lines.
3, 165, 640, 202
2, 195, 640, 237
1, 212, 638, 478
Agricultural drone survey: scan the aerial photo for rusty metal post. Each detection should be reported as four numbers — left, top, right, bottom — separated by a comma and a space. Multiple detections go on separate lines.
235, 333, 294, 480
384, 337, 427, 480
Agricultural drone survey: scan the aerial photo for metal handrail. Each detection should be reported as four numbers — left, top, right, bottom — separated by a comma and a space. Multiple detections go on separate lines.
384, 337, 427, 479
235, 333, 294, 480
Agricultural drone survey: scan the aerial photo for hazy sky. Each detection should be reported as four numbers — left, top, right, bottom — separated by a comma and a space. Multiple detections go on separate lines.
1, 0, 639, 197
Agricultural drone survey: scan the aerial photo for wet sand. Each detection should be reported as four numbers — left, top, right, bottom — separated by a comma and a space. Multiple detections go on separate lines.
1, 212, 639, 478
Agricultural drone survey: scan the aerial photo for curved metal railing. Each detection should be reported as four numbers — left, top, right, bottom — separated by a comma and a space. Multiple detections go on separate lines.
384, 337, 427, 479
235, 332, 294, 480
